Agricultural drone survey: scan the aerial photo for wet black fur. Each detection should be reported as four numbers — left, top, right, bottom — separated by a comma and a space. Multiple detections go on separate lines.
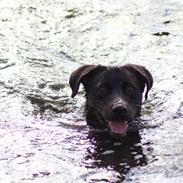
69, 64, 153, 132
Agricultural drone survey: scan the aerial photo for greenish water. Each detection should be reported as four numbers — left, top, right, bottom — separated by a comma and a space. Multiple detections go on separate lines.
0, 0, 183, 182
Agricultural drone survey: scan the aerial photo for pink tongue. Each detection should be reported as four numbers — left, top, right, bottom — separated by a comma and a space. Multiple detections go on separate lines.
108, 121, 128, 134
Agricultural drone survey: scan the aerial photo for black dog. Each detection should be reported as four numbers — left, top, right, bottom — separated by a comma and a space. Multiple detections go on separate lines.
69, 64, 153, 136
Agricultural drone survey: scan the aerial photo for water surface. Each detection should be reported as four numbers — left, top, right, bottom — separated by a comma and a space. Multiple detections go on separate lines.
0, 0, 183, 182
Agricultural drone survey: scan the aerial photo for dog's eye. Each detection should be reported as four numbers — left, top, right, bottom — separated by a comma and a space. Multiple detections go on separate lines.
97, 87, 109, 97
126, 86, 136, 96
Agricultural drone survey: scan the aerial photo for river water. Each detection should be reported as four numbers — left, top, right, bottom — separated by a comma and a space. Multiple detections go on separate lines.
0, 0, 183, 182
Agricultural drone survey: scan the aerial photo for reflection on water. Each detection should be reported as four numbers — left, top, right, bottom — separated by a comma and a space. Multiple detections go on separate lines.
85, 131, 147, 182
0, 0, 183, 182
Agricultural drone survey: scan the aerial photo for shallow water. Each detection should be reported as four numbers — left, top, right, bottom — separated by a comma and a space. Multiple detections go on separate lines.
0, 0, 183, 182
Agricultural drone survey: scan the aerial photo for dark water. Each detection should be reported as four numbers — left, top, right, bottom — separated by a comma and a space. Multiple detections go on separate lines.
0, 0, 183, 182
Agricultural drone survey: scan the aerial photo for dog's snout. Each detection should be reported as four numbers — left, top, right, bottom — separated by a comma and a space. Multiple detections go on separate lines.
112, 105, 128, 116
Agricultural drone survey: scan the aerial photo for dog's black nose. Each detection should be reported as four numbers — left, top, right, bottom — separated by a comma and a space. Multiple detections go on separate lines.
112, 105, 128, 116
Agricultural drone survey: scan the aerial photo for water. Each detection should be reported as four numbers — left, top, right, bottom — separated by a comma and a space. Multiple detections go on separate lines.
0, 0, 183, 182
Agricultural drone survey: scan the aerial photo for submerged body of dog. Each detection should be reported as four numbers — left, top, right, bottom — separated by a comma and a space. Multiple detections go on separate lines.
69, 64, 153, 136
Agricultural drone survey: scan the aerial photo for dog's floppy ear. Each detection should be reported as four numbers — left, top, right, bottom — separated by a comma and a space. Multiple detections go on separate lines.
69, 65, 105, 98
123, 64, 153, 100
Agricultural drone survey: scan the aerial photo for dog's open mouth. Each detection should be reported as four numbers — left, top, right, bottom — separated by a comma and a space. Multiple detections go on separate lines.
108, 121, 128, 135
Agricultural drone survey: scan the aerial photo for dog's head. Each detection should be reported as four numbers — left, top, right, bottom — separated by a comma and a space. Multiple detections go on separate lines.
69, 64, 153, 135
